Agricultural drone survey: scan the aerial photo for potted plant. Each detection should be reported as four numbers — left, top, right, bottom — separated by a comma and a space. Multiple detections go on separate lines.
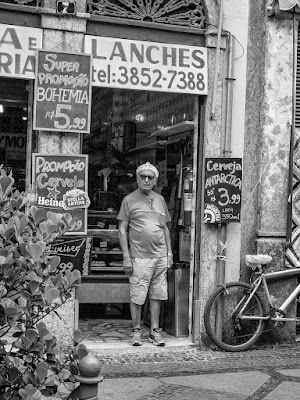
0, 166, 88, 399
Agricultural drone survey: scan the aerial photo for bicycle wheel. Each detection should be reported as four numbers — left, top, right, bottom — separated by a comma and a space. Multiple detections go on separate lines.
204, 282, 266, 352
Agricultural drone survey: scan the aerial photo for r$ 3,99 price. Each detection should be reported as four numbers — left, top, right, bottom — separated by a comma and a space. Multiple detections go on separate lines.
218, 188, 241, 207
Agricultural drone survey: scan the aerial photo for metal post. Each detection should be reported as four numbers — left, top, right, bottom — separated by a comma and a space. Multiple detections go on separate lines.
69, 353, 103, 400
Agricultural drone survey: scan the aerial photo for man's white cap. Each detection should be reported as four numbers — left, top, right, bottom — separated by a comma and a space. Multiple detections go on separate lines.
136, 162, 159, 178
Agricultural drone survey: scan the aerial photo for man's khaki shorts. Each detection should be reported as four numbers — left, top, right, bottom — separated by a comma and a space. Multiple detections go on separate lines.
129, 257, 168, 305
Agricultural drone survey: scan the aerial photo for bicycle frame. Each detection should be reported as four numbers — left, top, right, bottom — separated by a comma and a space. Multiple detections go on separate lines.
236, 266, 300, 323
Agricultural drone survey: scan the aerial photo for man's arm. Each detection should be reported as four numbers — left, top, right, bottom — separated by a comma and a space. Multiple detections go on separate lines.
118, 220, 133, 276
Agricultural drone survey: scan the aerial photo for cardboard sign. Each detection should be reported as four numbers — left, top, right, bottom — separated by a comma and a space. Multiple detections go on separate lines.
48, 235, 92, 276
33, 50, 92, 133
32, 153, 88, 234
84, 36, 207, 95
204, 158, 242, 224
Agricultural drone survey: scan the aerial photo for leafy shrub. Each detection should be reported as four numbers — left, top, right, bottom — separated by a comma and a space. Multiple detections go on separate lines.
0, 167, 87, 399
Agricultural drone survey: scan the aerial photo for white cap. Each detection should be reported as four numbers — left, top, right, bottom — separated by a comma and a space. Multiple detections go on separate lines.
136, 162, 159, 178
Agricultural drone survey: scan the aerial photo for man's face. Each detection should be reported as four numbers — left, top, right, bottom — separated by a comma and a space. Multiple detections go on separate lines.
137, 169, 157, 192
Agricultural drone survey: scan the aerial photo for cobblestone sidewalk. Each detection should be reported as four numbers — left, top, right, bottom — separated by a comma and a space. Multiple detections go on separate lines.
91, 344, 300, 399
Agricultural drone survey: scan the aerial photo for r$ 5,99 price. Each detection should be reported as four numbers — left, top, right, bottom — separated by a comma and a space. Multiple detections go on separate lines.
46, 104, 87, 130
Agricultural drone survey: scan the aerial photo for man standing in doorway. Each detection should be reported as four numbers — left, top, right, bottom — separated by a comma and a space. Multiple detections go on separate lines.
118, 162, 173, 346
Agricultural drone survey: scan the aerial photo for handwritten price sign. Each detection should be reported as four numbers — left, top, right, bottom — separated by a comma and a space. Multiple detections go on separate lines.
33, 50, 92, 133
32, 153, 89, 234
204, 158, 242, 224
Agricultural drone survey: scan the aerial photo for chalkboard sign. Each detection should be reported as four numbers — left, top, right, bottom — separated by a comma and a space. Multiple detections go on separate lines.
48, 235, 92, 276
32, 153, 88, 234
33, 49, 92, 133
204, 158, 242, 224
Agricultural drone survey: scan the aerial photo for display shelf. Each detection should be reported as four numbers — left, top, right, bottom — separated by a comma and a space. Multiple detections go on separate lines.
90, 267, 124, 272
151, 121, 194, 137
88, 210, 117, 217
92, 250, 122, 255
87, 228, 118, 236
126, 140, 167, 153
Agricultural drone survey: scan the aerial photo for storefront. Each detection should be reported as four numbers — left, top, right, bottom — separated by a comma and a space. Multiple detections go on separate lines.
77, 33, 207, 338
0, 7, 209, 343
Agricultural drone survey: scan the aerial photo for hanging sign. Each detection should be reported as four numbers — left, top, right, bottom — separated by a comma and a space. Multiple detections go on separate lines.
47, 235, 92, 276
32, 153, 89, 234
204, 158, 242, 224
0, 24, 42, 79
84, 36, 207, 95
33, 49, 92, 133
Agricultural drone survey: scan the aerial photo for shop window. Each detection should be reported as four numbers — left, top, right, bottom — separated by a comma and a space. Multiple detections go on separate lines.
0, 78, 29, 193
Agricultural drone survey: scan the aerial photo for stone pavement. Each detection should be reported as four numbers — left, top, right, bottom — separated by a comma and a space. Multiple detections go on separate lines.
86, 343, 300, 399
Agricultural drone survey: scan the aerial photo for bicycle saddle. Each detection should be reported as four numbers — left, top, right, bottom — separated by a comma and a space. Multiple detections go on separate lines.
245, 254, 272, 266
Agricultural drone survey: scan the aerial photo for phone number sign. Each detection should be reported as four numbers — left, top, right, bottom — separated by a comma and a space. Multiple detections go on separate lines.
84, 36, 207, 95
33, 50, 92, 133
204, 158, 242, 224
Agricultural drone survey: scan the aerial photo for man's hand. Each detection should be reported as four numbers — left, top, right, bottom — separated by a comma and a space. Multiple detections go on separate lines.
167, 253, 173, 269
123, 256, 133, 276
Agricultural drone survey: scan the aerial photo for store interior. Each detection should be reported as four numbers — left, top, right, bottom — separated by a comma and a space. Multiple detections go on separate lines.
79, 86, 195, 342
0, 78, 196, 342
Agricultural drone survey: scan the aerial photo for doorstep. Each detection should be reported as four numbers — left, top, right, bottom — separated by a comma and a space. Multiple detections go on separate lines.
79, 318, 194, 352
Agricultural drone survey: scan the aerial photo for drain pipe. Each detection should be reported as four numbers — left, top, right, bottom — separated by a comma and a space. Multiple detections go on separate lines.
210, 0, 224, 120
217, 33, 235, 286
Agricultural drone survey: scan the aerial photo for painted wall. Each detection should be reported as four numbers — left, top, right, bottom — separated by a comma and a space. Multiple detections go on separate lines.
223, 0, 249, 282
242, 0, 297, 343
197, 0, 249, 343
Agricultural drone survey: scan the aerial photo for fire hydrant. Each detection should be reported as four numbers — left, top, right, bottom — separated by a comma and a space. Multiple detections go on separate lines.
69, 352, 103, 400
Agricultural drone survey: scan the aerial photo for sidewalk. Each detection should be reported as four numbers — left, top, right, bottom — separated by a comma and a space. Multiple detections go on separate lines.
84, 342, 300, 399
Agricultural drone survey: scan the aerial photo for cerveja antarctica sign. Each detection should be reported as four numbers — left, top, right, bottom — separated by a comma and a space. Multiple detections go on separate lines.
204, 158, 242, 224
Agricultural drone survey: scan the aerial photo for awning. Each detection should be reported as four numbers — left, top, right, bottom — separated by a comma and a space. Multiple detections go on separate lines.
268, 0, 300, 19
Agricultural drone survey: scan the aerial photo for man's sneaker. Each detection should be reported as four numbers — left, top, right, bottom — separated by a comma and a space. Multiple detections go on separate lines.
131, 328, 142, 346
148, 328, 165, 346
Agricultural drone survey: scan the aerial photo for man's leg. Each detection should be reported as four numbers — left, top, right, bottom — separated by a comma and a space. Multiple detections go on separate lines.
149, 299, 165, 346
149, 299, 161, 331
130, 301, 142, 329
130, 301, 143, 346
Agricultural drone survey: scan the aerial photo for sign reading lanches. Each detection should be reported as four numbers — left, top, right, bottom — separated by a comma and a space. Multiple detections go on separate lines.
33, 50, 92, 133
32, 153, 88, 234
204, 158, 242, 224
84, 36, 208, 95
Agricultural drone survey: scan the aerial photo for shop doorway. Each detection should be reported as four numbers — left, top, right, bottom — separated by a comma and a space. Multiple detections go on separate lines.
0, 78, 29, 191
79, 87, 197, 345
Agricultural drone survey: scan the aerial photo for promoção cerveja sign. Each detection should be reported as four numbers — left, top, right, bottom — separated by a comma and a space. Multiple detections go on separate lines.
84, 36, 207, 95
32, 154, 89, 235
0, 24, 42, 79
204, 158, 242, 224
33, 50, 92, 133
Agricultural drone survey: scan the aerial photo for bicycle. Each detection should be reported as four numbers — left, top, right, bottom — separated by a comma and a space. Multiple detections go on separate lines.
204, 254, 300, 352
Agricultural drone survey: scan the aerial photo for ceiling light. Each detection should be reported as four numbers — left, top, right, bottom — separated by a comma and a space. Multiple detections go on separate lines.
0, 105, 3, 113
